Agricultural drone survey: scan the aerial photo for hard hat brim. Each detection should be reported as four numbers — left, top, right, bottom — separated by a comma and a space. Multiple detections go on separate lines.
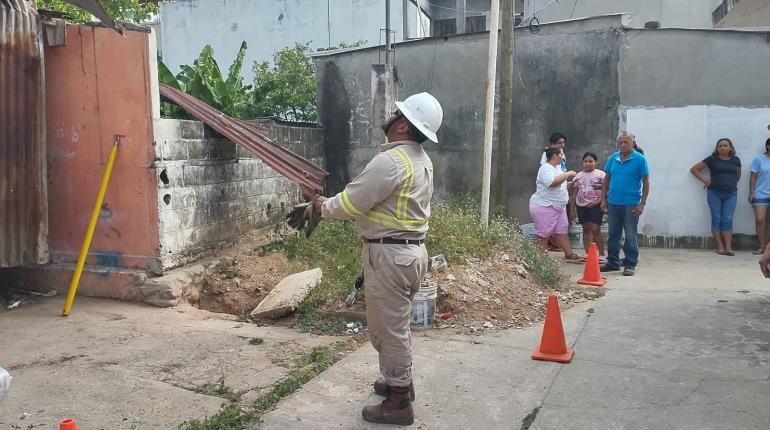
395, 101, 439, 143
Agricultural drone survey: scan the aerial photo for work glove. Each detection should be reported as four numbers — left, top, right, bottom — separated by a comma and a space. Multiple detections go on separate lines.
286, 200, 322, 238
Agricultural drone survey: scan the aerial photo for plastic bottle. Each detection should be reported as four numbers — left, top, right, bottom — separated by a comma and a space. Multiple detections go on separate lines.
0, 367, 11, 399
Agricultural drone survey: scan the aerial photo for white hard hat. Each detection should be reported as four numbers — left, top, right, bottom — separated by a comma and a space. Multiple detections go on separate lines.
395, 92, 443, 143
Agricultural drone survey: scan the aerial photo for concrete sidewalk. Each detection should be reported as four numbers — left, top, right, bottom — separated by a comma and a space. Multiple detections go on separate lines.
0, 298, 337, 429
257, 249, 770, 429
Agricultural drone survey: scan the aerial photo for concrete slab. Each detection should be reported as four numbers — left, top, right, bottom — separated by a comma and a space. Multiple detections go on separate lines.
0, 264, 148, 302
140, 256, 228, 307
256, 302, 593, 429
0, 297, 337, 429
256, 249, 770, 429
250, 268, 322, 320
533, 249, 770, 430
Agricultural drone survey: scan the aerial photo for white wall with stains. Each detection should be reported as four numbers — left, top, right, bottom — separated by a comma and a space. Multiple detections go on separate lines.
626, 106, 770, 237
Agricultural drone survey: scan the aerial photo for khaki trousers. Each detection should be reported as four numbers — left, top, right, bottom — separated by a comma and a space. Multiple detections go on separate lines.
363, 242, 429, 387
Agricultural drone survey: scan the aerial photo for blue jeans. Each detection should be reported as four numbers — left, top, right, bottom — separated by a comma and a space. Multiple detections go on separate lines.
607, 204, 639, 269
706, 190, 737, 232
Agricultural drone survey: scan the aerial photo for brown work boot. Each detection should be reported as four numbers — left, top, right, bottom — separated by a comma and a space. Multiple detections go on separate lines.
362, 385, 414, 426
373, 378, 415, 400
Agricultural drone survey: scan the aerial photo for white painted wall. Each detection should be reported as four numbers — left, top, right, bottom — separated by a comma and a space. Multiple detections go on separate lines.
626, 106, 770, 237
160, 0, 417, 81
523, 0, 724, 28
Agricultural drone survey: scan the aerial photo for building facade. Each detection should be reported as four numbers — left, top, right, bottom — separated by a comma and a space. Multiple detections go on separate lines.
313, 14, 770, 247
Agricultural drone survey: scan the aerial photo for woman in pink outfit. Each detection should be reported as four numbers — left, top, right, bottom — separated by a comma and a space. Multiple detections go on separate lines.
529, 147, 582, 262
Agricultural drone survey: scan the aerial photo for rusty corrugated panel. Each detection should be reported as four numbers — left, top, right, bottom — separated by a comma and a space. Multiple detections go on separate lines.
159, 83, 328, 195
0, 0, 48, 267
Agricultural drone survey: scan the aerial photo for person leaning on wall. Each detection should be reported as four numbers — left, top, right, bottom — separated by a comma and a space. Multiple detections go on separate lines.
749, 138, 770, 255
690, 138, 741, 256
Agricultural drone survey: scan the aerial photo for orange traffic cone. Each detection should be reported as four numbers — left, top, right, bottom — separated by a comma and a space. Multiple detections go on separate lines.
532, 293, 574, 363
60, 418, 78, 430
578, 243, 607, 287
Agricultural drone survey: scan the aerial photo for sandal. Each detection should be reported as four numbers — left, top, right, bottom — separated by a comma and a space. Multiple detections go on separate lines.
753, 249, 763, 255
725, 251, 735, 256
716, 250, 727, 255
564, 253, 583, 263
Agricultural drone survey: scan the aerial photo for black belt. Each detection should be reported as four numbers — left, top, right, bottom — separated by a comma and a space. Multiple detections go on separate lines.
365, 237, 424, 245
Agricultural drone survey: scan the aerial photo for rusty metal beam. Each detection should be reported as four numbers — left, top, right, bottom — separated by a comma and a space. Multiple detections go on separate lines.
158, 84, 328, 196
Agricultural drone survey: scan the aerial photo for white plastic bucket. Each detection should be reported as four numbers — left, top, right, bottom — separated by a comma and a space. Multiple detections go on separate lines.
521, 223, 536, 241
523, 223, 610, 249
568, 225, 582, 249
411, 280, 437, 328
523, 222, 582, 249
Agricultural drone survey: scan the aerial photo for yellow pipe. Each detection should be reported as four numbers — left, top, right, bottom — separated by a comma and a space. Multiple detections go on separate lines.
62, 136, 121, 317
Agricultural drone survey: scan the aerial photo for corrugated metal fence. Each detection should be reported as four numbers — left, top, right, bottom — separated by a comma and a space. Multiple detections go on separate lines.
0, 0, 48, 267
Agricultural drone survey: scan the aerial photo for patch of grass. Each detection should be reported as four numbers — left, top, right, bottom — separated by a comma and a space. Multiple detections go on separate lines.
251, 343, 342, 412
430, 193, 566, 289
427, 194, 517, 262
192, 375, 240, 403
264, 220, 362, 334
248, 337, 264, 345
178, 338, 362, 430
179, 404, 253, 430
510, 228, 567, 289
259, 193, 567, 332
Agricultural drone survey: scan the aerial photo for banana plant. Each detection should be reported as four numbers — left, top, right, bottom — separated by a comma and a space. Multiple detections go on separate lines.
158, 41, 252, 119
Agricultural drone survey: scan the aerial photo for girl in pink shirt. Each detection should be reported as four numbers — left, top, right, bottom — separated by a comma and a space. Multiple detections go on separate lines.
570, 152, 606, 261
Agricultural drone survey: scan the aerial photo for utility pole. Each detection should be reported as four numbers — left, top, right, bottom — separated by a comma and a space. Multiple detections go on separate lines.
496, 0, 515, 212
456, 0, 466, 34
385, 0, 392, 64
480, 0, 500, 226
403, 0, 409, 41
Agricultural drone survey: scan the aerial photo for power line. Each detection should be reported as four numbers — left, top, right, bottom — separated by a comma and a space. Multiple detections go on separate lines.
327, 0, 331, 48
569, 0, 579, 19
424, 1, 488, 14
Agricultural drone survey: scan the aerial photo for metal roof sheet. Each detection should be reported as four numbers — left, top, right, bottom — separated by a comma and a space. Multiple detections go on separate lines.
159, 83, 328, 196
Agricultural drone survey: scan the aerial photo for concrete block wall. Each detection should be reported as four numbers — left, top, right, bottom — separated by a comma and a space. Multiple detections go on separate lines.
153, 119, 324, 269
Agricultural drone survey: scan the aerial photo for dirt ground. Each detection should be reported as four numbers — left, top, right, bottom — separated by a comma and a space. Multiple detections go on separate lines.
183, 229, 293, 318
186, 252, 289, 317
180, 230, 600, 335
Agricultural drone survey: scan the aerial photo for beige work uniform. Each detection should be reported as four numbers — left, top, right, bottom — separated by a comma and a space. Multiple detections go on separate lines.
322, 140, 433, 387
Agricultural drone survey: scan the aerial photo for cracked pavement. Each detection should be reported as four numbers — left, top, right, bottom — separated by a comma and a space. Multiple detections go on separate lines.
0, 298, 337, 429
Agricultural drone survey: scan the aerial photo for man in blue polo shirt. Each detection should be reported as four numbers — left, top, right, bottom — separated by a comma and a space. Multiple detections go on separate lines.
600, 131, 650, 276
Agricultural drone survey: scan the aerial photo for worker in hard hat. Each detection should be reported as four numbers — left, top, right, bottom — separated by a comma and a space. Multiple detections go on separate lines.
311, 92, 443, 425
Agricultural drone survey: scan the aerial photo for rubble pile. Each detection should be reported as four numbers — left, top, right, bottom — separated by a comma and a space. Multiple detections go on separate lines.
430, 252, 600, 334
